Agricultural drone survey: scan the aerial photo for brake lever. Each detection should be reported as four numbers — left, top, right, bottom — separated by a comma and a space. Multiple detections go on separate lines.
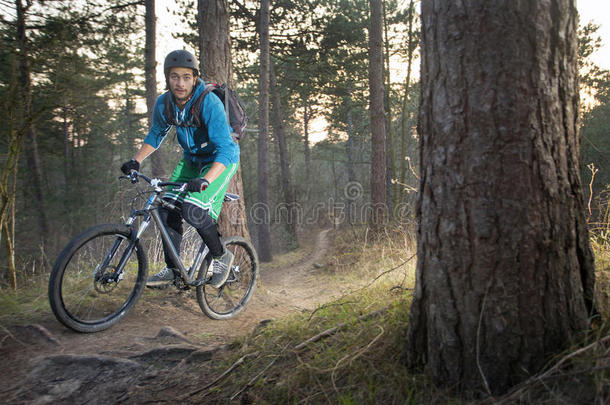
128, 171, 139, 184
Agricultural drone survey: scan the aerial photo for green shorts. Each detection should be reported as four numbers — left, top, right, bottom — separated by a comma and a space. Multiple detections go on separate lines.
163, 159, 238, 220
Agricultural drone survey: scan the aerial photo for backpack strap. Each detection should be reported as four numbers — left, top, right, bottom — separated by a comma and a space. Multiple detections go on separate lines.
189, 84, 216, 128
163, 90, 175, 125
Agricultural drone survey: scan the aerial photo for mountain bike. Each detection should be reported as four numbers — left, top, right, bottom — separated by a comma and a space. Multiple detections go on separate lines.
48, 171, 258, 333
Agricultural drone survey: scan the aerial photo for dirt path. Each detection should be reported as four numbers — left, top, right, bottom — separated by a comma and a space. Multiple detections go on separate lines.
0, 229, 337, 404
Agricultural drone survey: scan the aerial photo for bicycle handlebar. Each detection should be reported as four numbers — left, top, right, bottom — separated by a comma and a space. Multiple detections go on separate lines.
120, 171, 187, 192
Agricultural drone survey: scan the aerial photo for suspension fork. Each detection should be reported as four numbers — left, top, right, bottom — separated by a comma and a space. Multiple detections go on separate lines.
101, 196, 155, 283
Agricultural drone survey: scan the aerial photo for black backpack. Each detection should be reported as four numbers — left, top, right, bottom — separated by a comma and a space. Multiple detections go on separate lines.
163, 82, 248, 140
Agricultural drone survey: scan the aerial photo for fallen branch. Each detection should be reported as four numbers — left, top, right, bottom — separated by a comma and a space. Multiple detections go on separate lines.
180, 351, 259, 399
307, 301, 358, 321
497, 335, 610, 404
230, 356, 278, 401
342, 254, 416, 299
295, 308, 387, 351
0, 324, 26, 348
331, 325, 384, 394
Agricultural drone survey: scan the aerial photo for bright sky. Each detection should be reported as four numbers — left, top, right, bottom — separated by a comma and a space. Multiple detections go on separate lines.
578, 0, 610, 70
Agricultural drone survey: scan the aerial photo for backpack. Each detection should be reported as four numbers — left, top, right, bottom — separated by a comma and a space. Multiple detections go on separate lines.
163, 82, 248, 140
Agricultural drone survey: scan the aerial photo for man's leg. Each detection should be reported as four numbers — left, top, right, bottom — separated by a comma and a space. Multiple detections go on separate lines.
146, 161, 189, 288
182, 162, 239, 287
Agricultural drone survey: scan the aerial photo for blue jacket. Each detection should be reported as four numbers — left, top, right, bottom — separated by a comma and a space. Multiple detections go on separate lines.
144, 78, 240, 167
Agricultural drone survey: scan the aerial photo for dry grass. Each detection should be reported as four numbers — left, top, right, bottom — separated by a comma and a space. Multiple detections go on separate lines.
175, 224, 609, 404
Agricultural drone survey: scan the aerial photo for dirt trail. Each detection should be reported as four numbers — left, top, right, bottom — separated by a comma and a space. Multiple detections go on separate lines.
0, 229, 337, 404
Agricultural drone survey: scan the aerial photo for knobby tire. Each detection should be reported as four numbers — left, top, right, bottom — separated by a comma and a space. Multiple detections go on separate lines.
48, 224, 148, 333
196, 236, 259, 320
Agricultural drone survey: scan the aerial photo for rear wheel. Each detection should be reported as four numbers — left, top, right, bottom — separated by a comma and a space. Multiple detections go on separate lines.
196, 236, 258, 320
48, 224, 148, 333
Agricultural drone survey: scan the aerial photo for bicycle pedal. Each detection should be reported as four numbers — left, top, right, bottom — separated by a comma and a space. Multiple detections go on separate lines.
188, 279, 206, 287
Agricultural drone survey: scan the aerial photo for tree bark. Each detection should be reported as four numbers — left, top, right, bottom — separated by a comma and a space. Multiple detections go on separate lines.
303, 100, 311, 181
398, 0, 416, 198
17, 0, 49, 248
270, 60, 298, 244
145, 0, 164, 177
198, 0, 233, 86
406, 0, 596, 395
368, 0, 387, 227
346, 85, 356, 224
256, 0, 273, 262
382, 0, 396, 215
198, 0, 250, 240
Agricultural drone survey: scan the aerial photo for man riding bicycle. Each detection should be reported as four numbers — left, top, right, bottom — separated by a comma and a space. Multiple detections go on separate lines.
120, 49, 239, 289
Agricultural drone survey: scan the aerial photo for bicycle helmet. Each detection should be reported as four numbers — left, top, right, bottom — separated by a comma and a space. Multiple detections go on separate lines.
163, 50, 199, 77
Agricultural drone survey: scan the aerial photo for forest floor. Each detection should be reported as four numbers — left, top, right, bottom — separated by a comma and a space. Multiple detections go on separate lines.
0, 228, 347, 404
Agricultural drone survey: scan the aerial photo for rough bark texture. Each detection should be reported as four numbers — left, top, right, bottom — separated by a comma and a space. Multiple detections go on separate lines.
368, 0, 387, 226
198, 0, 250, 240
270, 61, 298, 243
198, 0, 233, 86
145, 0, 163, 177
406, 0, 596, 395
256, 0, 273, 262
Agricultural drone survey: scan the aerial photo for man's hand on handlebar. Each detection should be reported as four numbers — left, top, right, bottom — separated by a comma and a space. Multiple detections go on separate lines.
186, 178, 210, 193
120, 159, 140, 175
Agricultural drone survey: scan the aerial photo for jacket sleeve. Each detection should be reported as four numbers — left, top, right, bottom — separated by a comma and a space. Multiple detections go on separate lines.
143, 94, 172, 149
201, 92, 239, 166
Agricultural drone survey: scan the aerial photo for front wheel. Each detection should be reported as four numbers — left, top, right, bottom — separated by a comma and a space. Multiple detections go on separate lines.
196, 236, 259, 320
48, 224, 148, 333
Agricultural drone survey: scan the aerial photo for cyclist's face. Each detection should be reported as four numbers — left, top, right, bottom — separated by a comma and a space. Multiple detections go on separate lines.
168, 67, 197, 104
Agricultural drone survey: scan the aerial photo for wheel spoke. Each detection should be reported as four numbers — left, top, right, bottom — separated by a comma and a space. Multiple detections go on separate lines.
49, 225, 146, 332
196, 237, 258, 319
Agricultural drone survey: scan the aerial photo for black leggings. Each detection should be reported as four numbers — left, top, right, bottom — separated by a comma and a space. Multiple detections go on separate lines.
158, 202, 224, 269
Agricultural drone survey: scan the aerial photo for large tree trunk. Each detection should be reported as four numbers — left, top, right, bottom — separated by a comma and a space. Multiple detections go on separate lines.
145, 0, 164, 177
368, 0, 387, 227
406, 0, 596, 396
198, 0, 250, 240
256, 0, 273, 262
270, 61, 298, 244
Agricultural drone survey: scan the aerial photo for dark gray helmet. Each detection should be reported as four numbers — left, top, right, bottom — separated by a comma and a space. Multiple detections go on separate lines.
164, 50, 199, 77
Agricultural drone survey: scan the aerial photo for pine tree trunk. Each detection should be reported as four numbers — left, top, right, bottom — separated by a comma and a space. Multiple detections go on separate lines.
256, 0, 273, 262
399, 0, 416, 202
382, 0, 396, 215
346, 86, 356, 224
368, 0, 387, 227
406, 0, 596, 395
145, 0, 164, 177
198, 0, 233, 86
198, 0, 250, 240
303, 100, 311, 182
17, 0, 49, 249
270, 61, 298, 244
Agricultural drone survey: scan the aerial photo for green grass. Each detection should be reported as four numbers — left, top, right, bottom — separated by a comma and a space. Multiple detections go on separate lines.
2, 223, 608, 403
0, 274, 51, 325
175, 225, 609, 404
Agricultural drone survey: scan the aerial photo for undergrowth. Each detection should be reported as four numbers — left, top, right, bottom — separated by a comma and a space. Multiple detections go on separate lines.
173, 224, 609, 405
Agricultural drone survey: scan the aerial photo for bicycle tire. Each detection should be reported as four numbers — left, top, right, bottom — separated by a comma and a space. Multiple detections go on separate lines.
196, 236, 259, 320
48, 224, 148, 333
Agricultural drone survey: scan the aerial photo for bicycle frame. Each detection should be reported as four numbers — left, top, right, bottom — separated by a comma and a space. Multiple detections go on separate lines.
110, 177, 210, 287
